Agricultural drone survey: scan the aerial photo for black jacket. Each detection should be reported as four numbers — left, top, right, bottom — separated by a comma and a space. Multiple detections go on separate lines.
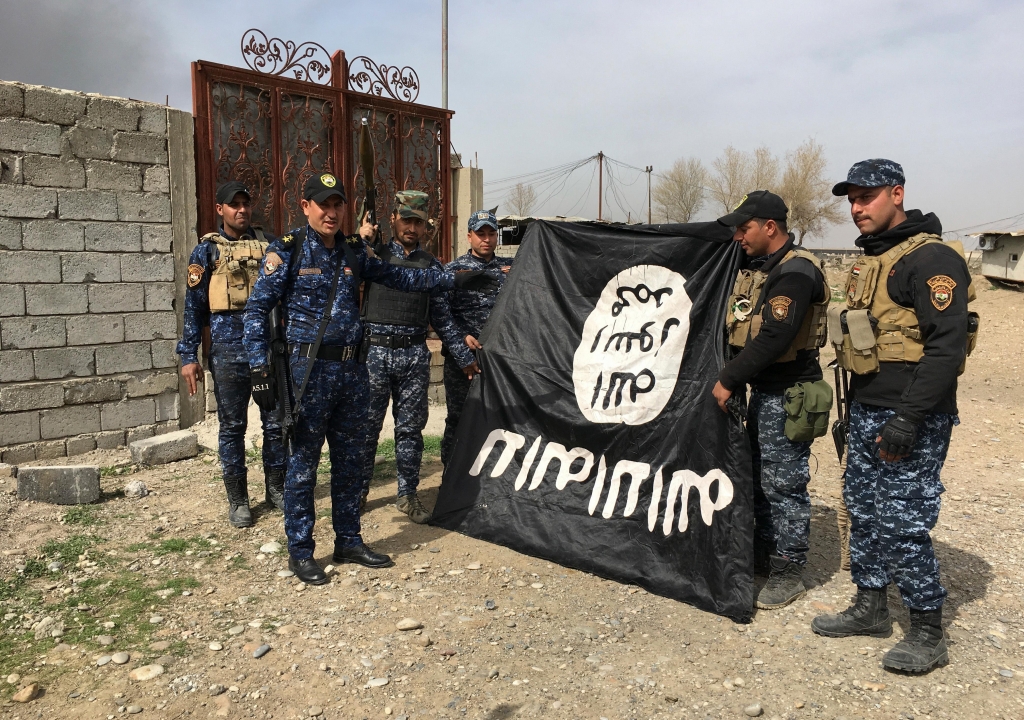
849, 210, 971, 421
719, 235, 826, 394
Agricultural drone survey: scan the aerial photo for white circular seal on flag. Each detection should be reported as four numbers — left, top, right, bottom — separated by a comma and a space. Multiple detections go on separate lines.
572, 265, 692, 425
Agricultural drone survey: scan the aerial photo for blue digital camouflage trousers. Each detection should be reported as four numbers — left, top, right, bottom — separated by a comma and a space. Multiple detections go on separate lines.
845, 401, 952, 611
283, 355, 369, 559
360, 344, 431, 498
209, 344, 286, 479
747, 390, 812, 565
441, 356, 471, 467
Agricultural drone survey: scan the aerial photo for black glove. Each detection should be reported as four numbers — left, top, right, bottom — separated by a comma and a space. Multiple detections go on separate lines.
250, 367, 276, 412
454, 270, 500, 294
877, 415, 917, 460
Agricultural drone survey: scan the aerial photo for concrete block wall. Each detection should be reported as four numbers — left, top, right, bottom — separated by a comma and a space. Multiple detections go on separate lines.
0, 81, 191, 462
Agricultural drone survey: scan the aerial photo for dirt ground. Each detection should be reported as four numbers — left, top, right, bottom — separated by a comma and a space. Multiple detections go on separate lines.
1, 274, 1022, 720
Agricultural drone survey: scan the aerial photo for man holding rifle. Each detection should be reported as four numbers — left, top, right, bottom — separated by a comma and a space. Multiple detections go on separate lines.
176, 181, 285, 529
243, 173, 499, 586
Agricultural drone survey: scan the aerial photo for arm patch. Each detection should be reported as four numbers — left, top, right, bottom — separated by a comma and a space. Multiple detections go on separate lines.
926, 275, 956, 311
769, 296, 792, 321
186, 264, 204, 287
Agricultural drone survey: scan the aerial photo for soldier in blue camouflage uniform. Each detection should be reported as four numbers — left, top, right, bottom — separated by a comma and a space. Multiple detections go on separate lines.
441, 210, 513, 467
812, 160, 973, 674
176, 180, 285, 528
243, 174, 498, 585
358, 191, 475, 523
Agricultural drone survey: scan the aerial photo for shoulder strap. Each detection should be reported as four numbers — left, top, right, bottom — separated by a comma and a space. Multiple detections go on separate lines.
292, 247, 347, 412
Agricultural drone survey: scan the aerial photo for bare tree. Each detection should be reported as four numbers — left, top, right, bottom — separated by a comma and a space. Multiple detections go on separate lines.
506, 182, 538, 217
652, 157, 707, 222
750, 146, 780, 193
777, 139, 845, 245
707, 146, 781, 215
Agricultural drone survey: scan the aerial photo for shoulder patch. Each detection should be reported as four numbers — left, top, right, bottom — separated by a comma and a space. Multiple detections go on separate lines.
263, 252, 283, 276
187, 264, 204, 288
279, 233, 295, 247
769, 296, 792, 321
926, 275, 956, 311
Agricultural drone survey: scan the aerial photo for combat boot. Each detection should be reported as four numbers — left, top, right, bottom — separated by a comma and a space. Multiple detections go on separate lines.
756, 556, 806, 609
264, 467, 285, 512
811, 586, 892, 638
883, 609, 948, 673
223, 474, 253, 528
396, 492, 431, 524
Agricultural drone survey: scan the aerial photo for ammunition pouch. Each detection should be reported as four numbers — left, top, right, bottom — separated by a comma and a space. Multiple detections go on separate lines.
783, 379, 834, 442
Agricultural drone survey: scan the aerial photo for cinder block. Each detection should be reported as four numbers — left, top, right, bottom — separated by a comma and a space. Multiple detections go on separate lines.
150, 339, 177, 369
0, 382, 63, 412
0, 411, 40, 445
23, 86, 87, 125
0, 285, 26, 317
88, 283, 143, 313
64, 377, 122, 404
0, 250, 61, 282
138, 106, 167, 135
57, 189, 118, 221
129, 428, 196, 466
66, 435, 97, 456
66, 314, 124, 345
0, 349, 34, 382
125, 370, 177, 397
0, 82, 25, 117
17, 465, 100, 505
0, 118, 61, 154
95, 341, 151, 374
34, 440, 67, 459
124, 311, 176, 341
61, 251, 121, 282
143, 166, 169, 193
111, 132, 166, 164
24, 284, 89, 315
120, 253, 173, 282
1, 316, 65, 349
94, 429, 124, 449
101, 396, 155, 430
126, 424, 155, 444
84, 97, 140, 131
33, 346, 95, 380
0, 218, 22, 250
2, 444, 36, 464
67, 125, 114, 160
0, 184, 57, 218
22, 220, 85, 251
154, 391, 179, 422
153, 420, 179, 435
144, 283, 175, 311
39, 404, 101, 439
116, 192, 171, 223
85, 160, 142, 191
23, 155, 85, 188
84, 222, 141, 252
141, 225, 172, 253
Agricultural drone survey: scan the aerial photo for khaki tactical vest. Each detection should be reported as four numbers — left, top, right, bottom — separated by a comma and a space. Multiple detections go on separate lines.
827, 233, 979, 375
207, 229, 268, 313
727, 247, 830, 363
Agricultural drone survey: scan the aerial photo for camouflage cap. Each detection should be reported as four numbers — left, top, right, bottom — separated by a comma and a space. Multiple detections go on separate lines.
468, 209, 498, 232
395, 190, 429, 221
832, 159, 905, 196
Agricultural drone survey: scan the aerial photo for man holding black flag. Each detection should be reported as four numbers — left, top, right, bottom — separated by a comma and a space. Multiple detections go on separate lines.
812, 160, 976, 674
711, 190, 830, 610
176, 181, 285, 529
243, 173, 499, 585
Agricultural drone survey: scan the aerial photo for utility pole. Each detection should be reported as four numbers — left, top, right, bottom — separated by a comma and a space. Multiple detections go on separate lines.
441, 0, 448, 109
645, 165, 653, 224
597, 151, 604, 221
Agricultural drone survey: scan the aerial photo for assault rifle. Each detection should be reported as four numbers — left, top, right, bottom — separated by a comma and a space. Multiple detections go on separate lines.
267, 305, 295, 454
830, 358, 850, 462
358, 117, 381, 246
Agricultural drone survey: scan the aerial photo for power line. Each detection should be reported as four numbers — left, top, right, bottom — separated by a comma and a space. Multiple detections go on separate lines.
943, 211, 1024, 235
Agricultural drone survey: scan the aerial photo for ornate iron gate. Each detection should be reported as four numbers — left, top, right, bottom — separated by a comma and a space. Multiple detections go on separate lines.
192, 30, 453, 259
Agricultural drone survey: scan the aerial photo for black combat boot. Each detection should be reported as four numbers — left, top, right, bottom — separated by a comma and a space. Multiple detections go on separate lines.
883, 609, 948, 673
811, 586, 892, 638
264, 467, 285, 512
289, 556, 329, 586
333, 542, 393, 568
756, 555, 807, 609
223, 474, 253, 528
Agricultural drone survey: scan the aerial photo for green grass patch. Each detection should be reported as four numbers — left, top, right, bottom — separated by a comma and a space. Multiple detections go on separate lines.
423, 434, 442, 458
127, 536, 211, 555
62, 506, 102, 526
228, 555, 250, 571
40, 535, 102, 564
100, 464, 136, 477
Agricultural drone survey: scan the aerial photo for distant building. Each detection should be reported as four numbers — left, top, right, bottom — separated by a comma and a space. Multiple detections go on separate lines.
971, 229, 1024, 286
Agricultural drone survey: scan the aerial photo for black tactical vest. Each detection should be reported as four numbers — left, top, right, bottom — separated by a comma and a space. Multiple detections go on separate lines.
361, 245, 433, 328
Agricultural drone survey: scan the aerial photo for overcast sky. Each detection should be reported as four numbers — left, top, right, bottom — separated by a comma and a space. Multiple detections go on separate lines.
2, 0, 1021, 247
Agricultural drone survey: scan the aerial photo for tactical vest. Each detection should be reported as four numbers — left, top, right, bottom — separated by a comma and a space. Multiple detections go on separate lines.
827, 233, 979, 375
206, 229, 268, 313
726, 247, 830, 363
361, 245, 433, 328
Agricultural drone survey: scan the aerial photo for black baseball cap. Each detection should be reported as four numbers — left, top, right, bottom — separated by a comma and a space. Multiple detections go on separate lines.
303, 172, 346, 204
717, 190, 788, 227
215, 180, 251, 204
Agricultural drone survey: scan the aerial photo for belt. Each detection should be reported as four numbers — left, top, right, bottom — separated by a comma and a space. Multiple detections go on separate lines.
367, 333, 427, 349
291, 343, 360, 361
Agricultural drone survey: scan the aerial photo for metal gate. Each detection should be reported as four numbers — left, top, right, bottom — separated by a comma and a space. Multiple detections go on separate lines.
192, 29, 453, 259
